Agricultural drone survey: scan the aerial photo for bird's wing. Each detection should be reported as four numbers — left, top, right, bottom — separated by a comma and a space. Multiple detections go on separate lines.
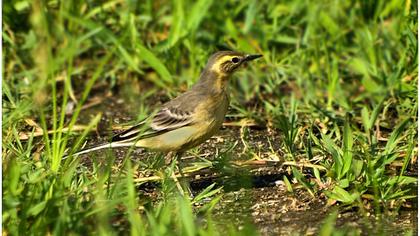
150, 107, 193, 131
111, 107, 194, 142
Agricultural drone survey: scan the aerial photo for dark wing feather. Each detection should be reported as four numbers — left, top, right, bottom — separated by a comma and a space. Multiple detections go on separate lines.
111, 107, 193, 142
111, 120, 150, 142
150, 107, 193, 131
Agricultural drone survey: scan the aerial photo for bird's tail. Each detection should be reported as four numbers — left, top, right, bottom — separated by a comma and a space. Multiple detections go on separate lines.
62, 141, 135, 160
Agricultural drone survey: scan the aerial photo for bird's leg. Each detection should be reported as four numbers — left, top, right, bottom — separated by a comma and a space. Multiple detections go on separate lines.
175, 152, 194, 198
175, 152, 185, 176
164, 152, 184, 196
164, 151, 174, 165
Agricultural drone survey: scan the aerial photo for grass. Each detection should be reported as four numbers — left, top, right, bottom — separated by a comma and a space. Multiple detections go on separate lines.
3, 0, 417, 235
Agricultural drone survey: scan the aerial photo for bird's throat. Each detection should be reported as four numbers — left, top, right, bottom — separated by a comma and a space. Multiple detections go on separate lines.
195, 69, 230, 94
214, 74, 230, 92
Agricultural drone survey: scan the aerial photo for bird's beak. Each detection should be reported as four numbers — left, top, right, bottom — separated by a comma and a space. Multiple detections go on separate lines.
243, 54, 262, 61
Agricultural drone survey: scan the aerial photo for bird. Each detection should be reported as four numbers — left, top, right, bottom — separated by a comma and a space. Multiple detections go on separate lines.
65, 51, 262, 195
65, 51, 262, 161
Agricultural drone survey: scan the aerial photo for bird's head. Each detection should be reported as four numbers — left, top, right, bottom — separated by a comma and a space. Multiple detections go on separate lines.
195, 51, 262, 93
205, 51, 262, 76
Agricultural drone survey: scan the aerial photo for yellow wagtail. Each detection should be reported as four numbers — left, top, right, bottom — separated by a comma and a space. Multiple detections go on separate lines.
66, 51, 262, 160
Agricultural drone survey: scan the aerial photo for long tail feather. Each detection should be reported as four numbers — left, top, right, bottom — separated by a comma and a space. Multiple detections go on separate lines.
62, 141, 136, 160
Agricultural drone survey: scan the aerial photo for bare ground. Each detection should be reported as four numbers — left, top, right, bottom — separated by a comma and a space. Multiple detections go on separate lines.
66, 84, 417, 235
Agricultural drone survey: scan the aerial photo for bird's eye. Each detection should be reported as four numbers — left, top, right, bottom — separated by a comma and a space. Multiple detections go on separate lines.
231, 57, 240, 63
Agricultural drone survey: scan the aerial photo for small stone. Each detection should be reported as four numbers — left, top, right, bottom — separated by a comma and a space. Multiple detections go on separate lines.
275, 180, 285, 186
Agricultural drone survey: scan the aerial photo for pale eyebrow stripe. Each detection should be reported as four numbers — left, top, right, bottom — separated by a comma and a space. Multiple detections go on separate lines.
211, 55, 235, 72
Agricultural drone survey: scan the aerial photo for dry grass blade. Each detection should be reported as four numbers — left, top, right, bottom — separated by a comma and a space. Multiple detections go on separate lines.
19, 125, 91, 140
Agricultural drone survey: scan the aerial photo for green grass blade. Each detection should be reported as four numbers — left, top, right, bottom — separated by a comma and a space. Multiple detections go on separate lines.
341, 119, 353, 178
